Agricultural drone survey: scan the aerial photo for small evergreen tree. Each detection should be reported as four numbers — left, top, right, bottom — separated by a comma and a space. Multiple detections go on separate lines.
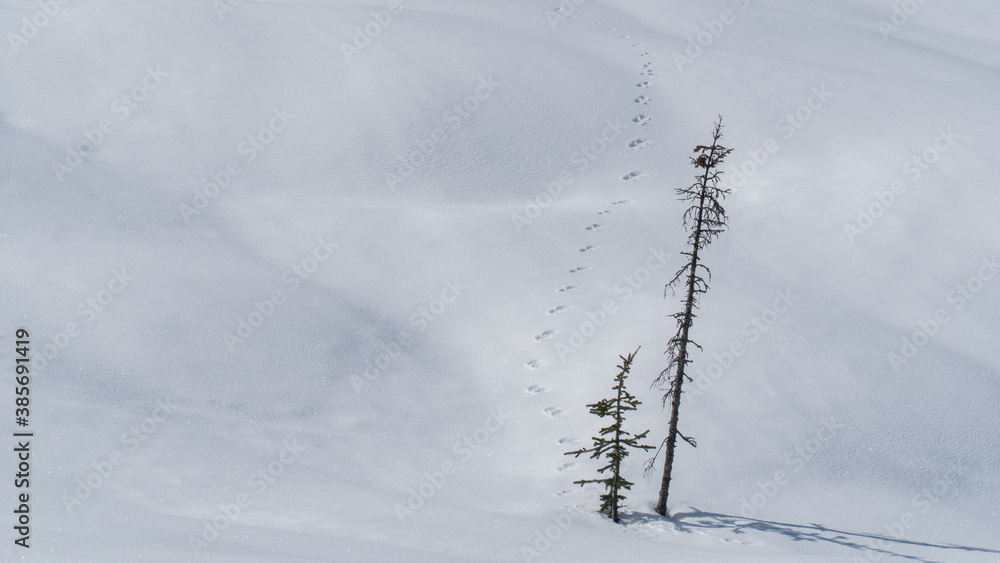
652, 116, 733, 516
565, 347, 654, 523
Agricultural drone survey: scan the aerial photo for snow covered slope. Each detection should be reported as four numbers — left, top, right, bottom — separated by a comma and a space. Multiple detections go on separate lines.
1, 0, 999, 561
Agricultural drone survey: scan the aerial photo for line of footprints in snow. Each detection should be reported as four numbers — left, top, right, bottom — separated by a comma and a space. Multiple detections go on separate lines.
525, 30, 657, 487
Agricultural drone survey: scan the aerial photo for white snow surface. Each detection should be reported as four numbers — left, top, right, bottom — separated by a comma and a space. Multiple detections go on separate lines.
1, 0, 999, 561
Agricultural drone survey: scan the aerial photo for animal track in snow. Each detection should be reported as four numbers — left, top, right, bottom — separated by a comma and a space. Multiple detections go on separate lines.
621, 171, 640, 181
634, 95, 650, 105
547, 305, 567, 315
640, 52, 650, 56
557, 437, 580, 445
526, 359, 542, 369
555, 490, 574, 497
526, 385, 547, 394
534, 330, 555, 342
637, 81, 650, 88
557, 285, 577, 293
585, 224, 602, 231
578, 245, 596, 252
629, 138, 647, 148
611, 200, 628, 205
569, 266, 588, 273
555, 462, 577, 472
597, 210, 611, 215
633, 114, 651, 125
544, 407, 564, 418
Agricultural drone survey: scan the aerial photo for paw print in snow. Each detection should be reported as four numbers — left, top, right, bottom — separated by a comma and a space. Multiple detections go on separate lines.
534, 330, 555, 342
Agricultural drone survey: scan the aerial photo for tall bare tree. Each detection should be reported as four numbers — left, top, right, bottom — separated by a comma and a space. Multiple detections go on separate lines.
652, 117, 733, 516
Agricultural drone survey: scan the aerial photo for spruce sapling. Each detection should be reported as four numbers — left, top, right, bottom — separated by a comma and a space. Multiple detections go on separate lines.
565, 347, 654, 523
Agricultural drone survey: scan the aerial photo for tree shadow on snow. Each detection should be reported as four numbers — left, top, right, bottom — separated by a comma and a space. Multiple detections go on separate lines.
632, 508, 1000, 563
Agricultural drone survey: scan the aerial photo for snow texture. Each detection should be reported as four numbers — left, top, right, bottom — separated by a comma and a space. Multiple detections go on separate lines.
1, 0, 999, 561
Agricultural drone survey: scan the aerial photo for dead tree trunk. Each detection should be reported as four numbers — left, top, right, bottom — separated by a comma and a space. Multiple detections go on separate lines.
653, 117, 733, 516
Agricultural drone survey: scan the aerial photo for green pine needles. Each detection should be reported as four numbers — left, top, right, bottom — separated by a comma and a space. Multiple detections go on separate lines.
564, 347, 654, 523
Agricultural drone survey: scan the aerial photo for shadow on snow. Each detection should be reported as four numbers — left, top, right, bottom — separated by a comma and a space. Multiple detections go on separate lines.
621, 508, 1000, 563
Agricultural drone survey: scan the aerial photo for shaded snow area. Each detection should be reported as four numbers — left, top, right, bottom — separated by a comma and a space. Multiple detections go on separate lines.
1, 0, 999, 561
